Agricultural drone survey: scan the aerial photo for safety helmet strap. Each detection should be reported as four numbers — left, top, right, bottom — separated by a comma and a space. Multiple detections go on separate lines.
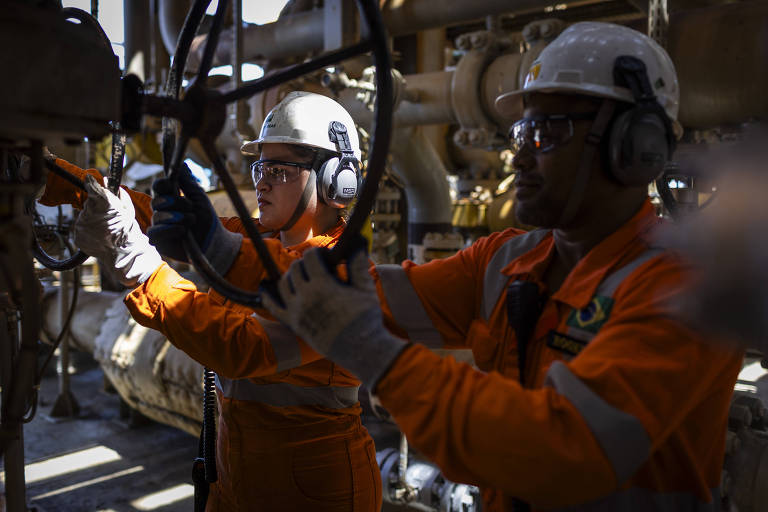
557, 99, 617, 227
276, 168, 317, 232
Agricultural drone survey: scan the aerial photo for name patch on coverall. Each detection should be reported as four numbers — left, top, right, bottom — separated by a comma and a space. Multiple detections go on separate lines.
547, 331, 589, 357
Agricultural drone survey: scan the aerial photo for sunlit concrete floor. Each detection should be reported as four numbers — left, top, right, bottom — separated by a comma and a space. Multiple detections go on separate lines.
2, 351, 410, 512
3, 352, 197, 512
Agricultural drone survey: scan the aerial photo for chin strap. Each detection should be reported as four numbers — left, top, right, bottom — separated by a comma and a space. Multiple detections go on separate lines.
557, 100, 616, 228
277, 169, 317, 232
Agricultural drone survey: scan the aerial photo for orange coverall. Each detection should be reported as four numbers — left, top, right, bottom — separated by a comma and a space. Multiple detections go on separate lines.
370, 201, 742, 511
40, 159, 382, 511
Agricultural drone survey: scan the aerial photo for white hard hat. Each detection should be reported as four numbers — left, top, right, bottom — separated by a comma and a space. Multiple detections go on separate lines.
496, 22, 681, 135
241, 91, 361, 161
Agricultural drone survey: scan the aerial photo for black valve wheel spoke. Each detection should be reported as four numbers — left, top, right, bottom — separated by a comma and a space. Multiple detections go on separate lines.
220, 40, 373, 104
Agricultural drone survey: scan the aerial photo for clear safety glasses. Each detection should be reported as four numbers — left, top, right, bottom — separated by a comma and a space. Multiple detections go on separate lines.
251, 159, 313, 185
508, 112, 597, 154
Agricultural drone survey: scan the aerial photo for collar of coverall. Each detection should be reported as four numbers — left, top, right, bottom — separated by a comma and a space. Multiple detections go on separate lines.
501, 199, 661, 309
555, 99, 617, 228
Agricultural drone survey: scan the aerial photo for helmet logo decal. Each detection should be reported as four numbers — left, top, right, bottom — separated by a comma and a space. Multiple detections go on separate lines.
524, 63, 542, 88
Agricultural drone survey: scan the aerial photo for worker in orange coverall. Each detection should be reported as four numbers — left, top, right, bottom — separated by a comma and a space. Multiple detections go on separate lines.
262, 23, 743, 511
40, 92, 381, 511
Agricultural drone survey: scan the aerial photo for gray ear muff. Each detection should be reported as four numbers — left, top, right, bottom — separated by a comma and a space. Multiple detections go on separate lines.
318, 120, 360, 208
318, 157, 358, 208
608, 108, 670, 186
610, 55, 675, 187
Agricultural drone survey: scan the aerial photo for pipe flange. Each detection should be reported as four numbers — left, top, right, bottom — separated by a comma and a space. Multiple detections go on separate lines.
451, 47, 497, 148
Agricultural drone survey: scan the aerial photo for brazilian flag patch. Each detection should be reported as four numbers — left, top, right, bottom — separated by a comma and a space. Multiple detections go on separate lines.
566, 296, 615, 334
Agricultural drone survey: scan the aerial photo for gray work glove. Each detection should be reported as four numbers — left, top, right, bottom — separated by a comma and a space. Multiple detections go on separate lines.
75, 175, 162, 287
261, 247, 407, 390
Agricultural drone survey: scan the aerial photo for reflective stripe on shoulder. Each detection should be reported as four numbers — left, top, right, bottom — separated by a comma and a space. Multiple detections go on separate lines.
558, 487, 720, 511
376, 264, 443, 348
545, 361, 650, 484
252, 312, 302, 373
563, 247, 668, 345
216, 375, 359, 409
482, 229, 550, 321
595, 247, 667, 298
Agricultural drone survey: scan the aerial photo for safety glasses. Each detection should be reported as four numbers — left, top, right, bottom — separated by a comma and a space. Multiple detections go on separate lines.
509, 112, 598, 154
251, 159, 313, 185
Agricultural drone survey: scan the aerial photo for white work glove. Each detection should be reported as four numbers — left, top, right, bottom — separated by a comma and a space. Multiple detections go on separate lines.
75, 175, 162, 288
261, 246, 407, 390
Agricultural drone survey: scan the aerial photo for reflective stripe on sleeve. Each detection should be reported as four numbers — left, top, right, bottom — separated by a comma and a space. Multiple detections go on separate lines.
559, 487, 720, 511
216, 375, 359, 409
376, 264, 443, 347
430, 348, 476, 366
252, 312, 301, 372
545, 361, 650, 484
482, 229, 549, 321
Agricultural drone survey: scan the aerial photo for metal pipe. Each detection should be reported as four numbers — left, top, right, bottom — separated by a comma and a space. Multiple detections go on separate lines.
124, 0, 151, 82
4, 425, 26, 512
339, 70, 455, 127
231, 0, 254, 140
158, 0, 191, 57
389, 127, 453, 245
149, 0, 170, 91
242, 9, 324, 61
49, 271, 79, 418
58, 273, 71, 397
202, 0, 551, 66
339, 50, 524, 131
383, 0, 542, 37
0, 307, 27, 512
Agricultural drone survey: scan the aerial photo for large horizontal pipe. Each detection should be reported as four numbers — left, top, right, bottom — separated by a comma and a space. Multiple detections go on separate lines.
177, 0, 549, 64
383, 0, 545, 37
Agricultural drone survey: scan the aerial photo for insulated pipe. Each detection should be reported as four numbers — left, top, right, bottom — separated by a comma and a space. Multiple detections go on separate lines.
40, 289, 205, 436
388, 127, 453, 244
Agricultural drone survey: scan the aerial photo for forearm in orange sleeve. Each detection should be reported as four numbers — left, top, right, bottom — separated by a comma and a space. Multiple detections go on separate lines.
125, 263, 325, 379
375, 344, 615, 508
371, 239, 495, 349
40, 158, 154, 232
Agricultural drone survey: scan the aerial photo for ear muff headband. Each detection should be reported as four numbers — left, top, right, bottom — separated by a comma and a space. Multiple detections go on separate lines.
317, 121, 360, 208
609, 55, 675, 186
